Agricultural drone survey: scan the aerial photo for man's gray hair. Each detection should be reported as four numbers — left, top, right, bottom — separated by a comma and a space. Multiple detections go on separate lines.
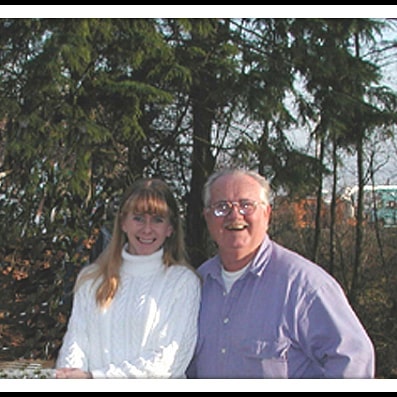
202, 168, 271, 208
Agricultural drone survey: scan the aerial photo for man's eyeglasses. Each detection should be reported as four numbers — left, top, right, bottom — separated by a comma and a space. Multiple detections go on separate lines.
208, 199, 265, 217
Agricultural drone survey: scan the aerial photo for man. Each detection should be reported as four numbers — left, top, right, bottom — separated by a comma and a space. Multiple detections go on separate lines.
187, 168, 375, 379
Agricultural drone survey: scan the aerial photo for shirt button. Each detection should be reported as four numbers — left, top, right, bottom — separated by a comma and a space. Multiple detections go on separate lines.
223, 317, 229, 324
221, 348, 226, 354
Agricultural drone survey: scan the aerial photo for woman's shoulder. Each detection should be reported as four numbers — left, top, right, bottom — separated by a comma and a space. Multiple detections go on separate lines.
78, 262, 100, 277
164, 265, 201, 300
166, 263, 200, 282
75, 262, 101, 289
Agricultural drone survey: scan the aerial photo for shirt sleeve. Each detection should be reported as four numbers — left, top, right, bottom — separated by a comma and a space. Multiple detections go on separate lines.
298, 281, 375, 378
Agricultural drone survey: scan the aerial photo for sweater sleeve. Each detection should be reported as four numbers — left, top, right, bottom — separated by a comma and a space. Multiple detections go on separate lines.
55, 273, 93, 370
92, 268, 201, 379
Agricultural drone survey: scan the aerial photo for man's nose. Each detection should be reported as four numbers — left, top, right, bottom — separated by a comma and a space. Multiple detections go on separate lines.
228, 202, 243, 216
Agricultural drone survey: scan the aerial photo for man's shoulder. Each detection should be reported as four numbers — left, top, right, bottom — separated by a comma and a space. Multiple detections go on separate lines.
196, 256, 218, 277
270, 240, 340, 289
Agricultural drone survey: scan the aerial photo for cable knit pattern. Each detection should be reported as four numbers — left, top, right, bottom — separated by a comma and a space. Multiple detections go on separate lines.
56, 247, 201, 378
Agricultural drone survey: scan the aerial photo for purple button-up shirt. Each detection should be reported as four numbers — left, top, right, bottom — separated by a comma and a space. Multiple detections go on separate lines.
187, 236, 375, 379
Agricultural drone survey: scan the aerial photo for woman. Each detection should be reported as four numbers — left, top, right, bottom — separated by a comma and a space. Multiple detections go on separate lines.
56, 178, 201, 378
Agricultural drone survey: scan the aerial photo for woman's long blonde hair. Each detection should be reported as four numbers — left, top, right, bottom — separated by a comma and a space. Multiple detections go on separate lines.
76, 178, 192, 308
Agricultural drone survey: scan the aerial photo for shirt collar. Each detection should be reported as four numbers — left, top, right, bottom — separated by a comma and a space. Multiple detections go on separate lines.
203, 235, 272, 282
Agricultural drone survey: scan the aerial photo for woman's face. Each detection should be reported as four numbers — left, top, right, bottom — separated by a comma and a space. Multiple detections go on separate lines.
121, 212, 173, 255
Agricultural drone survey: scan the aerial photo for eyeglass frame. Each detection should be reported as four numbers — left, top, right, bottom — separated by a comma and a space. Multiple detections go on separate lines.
206, 199, 266, 217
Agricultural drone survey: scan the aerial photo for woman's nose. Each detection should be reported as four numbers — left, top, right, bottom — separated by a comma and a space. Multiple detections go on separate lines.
142, 219, 153, 231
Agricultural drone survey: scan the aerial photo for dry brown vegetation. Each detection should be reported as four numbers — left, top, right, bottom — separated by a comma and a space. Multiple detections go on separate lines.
1, 223, 396, 378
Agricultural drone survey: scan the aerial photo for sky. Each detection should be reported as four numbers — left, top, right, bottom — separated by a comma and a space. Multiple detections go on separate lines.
284, 19, 397, 191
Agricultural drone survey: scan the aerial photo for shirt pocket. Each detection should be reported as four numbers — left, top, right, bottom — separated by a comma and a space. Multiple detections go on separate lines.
241, 337, 290, 379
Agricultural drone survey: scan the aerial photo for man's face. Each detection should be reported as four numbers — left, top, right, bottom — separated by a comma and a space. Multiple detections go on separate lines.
204, 173, 271, 264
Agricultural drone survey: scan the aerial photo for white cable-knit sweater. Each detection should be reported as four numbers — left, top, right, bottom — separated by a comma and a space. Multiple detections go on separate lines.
56, 247, 201, 378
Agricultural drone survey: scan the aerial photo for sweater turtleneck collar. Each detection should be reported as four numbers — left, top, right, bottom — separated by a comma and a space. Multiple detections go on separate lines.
121, 244, 165, 277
